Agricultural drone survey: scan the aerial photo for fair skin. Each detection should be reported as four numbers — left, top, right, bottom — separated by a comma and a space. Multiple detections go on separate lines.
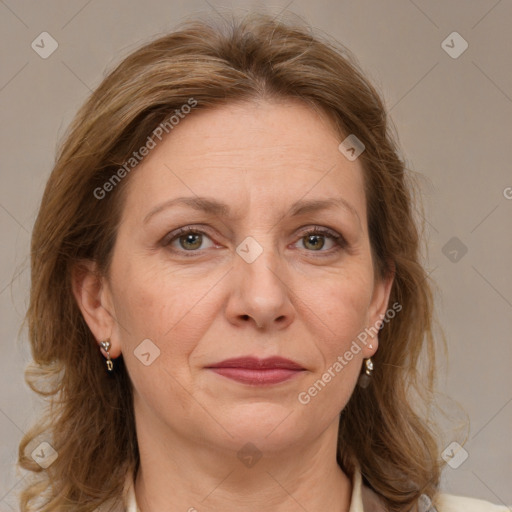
74, 99, 393, 512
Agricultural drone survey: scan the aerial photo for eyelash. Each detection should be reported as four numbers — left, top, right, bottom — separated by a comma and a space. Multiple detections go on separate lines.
162, 225, 347, 257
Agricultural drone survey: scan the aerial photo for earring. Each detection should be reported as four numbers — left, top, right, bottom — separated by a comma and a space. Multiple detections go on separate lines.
357, 357, 374, 388
100, 339, 114, 372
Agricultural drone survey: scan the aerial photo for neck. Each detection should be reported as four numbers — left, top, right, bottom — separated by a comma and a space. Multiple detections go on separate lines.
133, 409, 352, 512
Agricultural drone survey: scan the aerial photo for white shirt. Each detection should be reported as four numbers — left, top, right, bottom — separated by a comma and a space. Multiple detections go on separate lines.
114, 466, 510, 512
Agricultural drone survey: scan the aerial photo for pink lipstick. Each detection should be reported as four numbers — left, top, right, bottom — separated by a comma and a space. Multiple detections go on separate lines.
206, 356, 305, 385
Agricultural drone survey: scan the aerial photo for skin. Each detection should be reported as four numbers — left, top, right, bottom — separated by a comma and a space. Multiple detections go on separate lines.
74, 98, 393, 512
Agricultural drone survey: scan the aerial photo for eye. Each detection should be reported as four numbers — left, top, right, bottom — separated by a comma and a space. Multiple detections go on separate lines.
163, 226, 216, 254
294, 227, 347, 254
162, 225, 347, 257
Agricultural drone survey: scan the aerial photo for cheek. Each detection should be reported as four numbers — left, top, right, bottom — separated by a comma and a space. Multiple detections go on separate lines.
109, 262, 218, 418
110, 255, 221, 369
296, 274, 373, 417
310, 267, 374, 348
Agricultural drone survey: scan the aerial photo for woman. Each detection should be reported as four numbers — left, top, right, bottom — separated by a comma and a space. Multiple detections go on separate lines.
18, 13, 509, 512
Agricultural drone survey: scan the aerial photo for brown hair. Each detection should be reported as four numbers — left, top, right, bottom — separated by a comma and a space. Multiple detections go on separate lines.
18, 12, 443, 511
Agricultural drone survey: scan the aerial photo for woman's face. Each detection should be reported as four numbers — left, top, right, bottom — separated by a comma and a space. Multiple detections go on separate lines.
85, 99, 392, 455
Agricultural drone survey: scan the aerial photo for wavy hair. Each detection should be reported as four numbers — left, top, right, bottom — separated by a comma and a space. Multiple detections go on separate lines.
18, 12, 444, 511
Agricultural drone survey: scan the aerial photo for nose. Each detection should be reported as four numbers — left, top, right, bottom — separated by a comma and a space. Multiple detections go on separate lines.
224, 243, 295, 331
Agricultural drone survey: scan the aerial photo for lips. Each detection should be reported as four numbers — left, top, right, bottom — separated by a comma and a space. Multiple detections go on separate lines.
208, 356, 305, 370
206, 357, 305, 385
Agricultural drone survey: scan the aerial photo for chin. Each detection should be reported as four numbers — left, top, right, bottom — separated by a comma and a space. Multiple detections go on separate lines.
212, 402, 309, 449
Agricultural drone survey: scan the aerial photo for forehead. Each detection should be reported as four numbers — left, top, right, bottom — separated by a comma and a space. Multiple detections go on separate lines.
160, 98, 344, 169
122, 99, 367, 224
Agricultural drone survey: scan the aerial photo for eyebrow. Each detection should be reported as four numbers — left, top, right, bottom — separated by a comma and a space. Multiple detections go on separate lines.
143, 195, 361, 225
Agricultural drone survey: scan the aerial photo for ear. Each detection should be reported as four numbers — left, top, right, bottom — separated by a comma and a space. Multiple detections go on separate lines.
365, 264, 395, 357
71, 260, 122, 359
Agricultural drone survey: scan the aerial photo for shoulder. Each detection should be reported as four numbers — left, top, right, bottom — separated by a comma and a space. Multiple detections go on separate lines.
434, 493, 511, 512
360, 483, 509, 512
356, 463, 509, 512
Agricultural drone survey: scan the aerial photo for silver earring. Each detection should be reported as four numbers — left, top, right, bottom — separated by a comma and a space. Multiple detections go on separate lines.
100, 339, 114, 372
357, 357, 374, 388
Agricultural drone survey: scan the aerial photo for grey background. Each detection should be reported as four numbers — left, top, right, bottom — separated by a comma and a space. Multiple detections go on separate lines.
1, 0, 511, 509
